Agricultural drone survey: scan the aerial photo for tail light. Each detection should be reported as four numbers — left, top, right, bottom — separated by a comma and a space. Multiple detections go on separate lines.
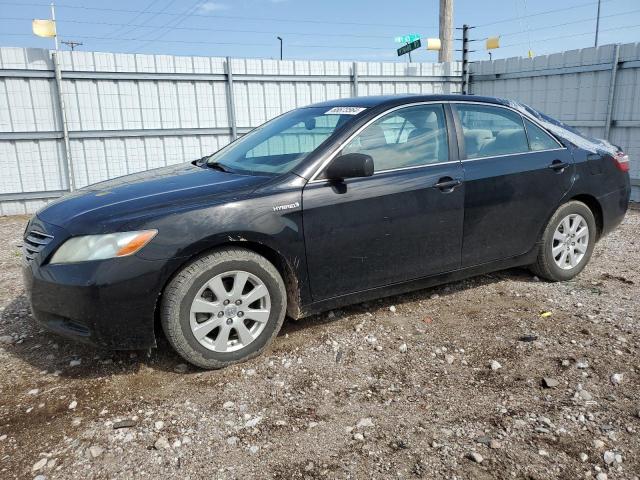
611, 151, 629, 172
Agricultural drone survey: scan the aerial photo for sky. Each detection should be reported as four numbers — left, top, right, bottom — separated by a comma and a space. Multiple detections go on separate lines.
0, 0, 639, 62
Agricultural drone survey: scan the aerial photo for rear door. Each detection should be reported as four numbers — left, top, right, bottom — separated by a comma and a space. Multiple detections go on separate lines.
452, 103, 574, 267
302, 103, 465, 301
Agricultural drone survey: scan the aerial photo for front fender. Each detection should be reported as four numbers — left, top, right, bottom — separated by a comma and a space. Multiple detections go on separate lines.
134, 176, 310, 312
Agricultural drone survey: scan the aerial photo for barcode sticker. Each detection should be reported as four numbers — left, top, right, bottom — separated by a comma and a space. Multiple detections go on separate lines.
325, 107, 366, 115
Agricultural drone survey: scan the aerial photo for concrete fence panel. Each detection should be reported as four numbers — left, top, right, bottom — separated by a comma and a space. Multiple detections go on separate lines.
470, 42, 640, 201
0, 47, 461, 215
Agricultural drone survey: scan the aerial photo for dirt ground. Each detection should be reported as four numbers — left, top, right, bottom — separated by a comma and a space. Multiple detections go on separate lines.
0, 209, 639, 480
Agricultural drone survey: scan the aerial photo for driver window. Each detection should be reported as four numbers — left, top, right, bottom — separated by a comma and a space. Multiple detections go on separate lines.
338, 104, 449, 173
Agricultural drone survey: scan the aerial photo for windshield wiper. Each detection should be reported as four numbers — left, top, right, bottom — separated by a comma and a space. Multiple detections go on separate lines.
193, 155, 235, 173
207, 161, 232, 173
193, 154, 213, 166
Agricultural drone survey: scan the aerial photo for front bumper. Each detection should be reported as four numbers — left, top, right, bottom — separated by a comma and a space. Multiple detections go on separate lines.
22, 217, 183, 350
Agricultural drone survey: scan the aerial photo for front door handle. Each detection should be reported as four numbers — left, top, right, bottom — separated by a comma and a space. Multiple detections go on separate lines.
433, 177, 462, 191
547, 160, 569, 172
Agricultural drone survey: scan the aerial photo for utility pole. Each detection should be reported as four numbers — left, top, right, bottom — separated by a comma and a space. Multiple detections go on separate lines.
439, 0, 453, 63
61, 40, 83, 51
50, 1, 58, 50
277, 36, 283, 60
594, 0, 601, 47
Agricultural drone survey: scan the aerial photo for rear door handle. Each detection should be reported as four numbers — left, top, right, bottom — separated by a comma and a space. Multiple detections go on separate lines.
548, 160, 569, 171
433, 177, 462, 191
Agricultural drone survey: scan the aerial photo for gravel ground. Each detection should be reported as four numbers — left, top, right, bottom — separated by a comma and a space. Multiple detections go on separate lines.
0, 208, 639, 480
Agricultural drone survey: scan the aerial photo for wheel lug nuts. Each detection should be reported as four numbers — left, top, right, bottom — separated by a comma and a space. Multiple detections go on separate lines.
226, 318, 233, 325
235, 299, 242, 305
237, 311, 244, 317
217, 311, 224, 317
223, 299, 230, 305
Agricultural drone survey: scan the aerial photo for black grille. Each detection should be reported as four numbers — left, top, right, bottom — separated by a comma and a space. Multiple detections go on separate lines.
23, 230, 54, 262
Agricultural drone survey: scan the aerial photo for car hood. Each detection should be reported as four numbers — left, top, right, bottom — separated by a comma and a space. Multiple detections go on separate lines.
37, 162, 271, 234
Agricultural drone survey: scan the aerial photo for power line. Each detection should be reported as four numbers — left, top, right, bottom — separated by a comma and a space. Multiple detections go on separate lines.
132, 0, 201, 46
0, 16, 422, 41
491, 7, 640, 39
8, 9, 638, 43
0, 32, 399, 51
473, 0, 620, 29
500, 21, 640, 49
3, 0, 635, 59
0, 1, 437, 29
110, 0, 175, 39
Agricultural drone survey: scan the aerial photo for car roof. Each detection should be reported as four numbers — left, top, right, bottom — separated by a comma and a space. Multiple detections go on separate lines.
306, 94, 510, 109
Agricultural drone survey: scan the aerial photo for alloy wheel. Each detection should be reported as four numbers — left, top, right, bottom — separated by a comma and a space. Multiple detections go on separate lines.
551, 213, 589, 270
189, 270, 271, 352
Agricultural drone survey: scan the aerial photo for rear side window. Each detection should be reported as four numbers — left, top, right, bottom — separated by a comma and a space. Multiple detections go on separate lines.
456, 104, 529, 159
524, 118, 560, 151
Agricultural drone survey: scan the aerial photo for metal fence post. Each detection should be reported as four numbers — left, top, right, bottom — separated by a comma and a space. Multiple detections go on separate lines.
461, 24, 469, 95
351, 61, 359, 97
52, 51, 75, 191
225, 56, 238, 141
604, 44, 620, 141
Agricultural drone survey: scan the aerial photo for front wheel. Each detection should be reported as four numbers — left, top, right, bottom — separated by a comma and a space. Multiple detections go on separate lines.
530, 201, 597, 282
161, 248, 287, 369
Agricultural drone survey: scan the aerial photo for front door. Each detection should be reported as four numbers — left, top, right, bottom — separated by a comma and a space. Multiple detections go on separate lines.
302, 103, 465, 301
452, 103, 575, 267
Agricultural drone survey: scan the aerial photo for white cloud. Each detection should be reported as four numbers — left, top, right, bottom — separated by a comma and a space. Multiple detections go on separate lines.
198, 2, 228, 12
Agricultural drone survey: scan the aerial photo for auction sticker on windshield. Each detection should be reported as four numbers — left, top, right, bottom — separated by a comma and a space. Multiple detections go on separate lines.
325, 107, 366, 115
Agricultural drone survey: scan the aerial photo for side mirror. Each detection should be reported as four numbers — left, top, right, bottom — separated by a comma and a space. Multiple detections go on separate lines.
325, 153, 374, 180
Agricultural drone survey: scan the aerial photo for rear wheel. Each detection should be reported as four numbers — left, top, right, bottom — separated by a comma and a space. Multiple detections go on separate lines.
530, 201, 596, 281
161, 248, 287, 369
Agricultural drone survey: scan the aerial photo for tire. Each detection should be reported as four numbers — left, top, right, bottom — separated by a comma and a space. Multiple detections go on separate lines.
161, 248, 287, 369
530, 200, 597, 282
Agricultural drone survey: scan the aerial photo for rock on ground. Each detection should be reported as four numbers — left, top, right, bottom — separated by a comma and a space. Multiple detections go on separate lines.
0, 210, 639, 478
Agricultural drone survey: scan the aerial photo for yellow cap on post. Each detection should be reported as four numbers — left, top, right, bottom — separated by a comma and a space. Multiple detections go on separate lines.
486, 37, 500, 50
32, 19, 56, 38
426, 38, 441, 51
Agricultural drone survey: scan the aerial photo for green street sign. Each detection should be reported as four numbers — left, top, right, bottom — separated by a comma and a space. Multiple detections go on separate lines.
397, 39, 421, 57
394, 33, 421, 44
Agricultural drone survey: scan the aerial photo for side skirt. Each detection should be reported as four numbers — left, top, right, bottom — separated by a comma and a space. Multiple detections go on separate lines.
296, 249, 538, 319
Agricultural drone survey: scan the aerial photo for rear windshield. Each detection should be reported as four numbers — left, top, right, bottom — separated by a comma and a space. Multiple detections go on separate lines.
206, 107, 362, 175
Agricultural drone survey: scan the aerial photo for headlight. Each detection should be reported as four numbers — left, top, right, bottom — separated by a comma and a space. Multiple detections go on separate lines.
50, 230, 157, 264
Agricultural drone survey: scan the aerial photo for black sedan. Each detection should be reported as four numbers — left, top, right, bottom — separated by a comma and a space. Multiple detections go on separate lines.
22, 94, 631, 368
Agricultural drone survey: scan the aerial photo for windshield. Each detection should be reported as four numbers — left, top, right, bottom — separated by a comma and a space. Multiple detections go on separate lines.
206, 106, 362, 175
